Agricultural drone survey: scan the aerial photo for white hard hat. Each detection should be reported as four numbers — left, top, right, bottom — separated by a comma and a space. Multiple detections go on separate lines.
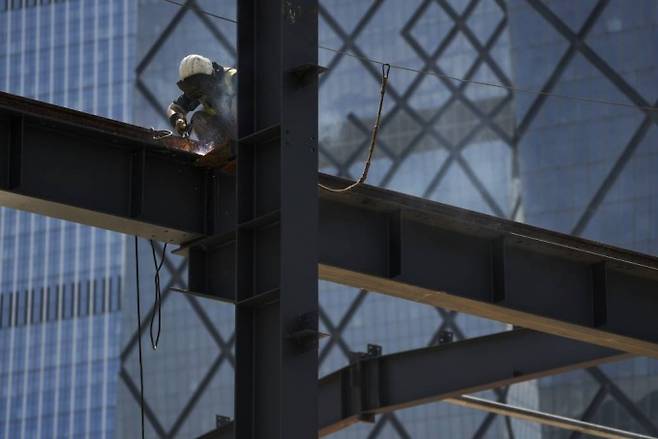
179, 54, 213, 80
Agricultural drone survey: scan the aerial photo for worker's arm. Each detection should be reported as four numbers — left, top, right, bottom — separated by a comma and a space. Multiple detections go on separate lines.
167, 94, 200, 135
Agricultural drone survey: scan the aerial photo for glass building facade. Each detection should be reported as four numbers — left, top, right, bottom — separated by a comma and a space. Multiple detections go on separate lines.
118, 2, 238, 437
1, 0, 658, 438
0, 0, 135, 438
507, 1, 658, 436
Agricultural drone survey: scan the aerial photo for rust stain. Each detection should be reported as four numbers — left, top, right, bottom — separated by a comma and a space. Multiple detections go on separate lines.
158, 136, 199, 153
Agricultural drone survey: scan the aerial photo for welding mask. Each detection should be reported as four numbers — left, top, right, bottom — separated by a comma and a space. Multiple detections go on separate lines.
176, 73, 218, 100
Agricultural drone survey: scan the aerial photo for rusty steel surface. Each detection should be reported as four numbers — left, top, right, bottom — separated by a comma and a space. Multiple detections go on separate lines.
0, 90, 200, 155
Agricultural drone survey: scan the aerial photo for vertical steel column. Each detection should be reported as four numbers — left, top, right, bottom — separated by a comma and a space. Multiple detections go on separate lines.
236, 1, 318, 438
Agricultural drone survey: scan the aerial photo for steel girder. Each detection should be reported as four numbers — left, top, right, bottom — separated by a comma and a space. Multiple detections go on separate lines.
316, 174, 658, 359
189, 173, 658, 359
2, 91, 658, 361
317, 329, 625, 436
0, 91, 208, 244
196, 328, 625, 438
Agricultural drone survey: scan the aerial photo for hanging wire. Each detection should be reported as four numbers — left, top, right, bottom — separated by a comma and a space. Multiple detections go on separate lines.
161, 0, 238, 23
319, 63, 390, 192
149, 240, 168, 350
134, 236, 146, 439
318, 45, 658, 113
158, 0, 658, 114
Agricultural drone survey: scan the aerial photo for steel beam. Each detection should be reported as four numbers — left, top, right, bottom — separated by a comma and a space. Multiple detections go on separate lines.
233, 1, 319, 438
4, 88, 658, 362
197, 329, 626, 438
187, 173, 658, 358
315, 174, 658, 359
317, 329, 625, 436
446, 395, 656, 439
0, 91, 208, 243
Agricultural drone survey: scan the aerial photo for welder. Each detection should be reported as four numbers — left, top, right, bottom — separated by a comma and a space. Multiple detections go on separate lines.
167, 54, 237, 163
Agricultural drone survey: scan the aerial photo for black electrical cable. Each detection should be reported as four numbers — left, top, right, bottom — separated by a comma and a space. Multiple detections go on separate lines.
134, 236, 145, 439
318, 63, 390, 192
149, 240, 168, 350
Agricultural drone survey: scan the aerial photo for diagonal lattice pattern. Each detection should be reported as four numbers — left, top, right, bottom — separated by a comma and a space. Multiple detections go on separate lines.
127, 0, 658, 437
506, 1, 658, 437
123, 2, 239, 436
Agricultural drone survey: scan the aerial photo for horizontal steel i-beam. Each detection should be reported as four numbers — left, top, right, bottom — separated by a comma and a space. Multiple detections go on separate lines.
2, 92, 658, 359
315, 175, 658, 359
0, 91, 209, 243
188, 173, 658, 358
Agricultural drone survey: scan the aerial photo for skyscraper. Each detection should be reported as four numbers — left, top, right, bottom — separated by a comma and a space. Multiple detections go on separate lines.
0, 0, 135, 437
507, 0, 658, 435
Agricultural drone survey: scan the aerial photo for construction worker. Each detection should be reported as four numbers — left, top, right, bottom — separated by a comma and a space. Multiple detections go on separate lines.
167, 54, 237, 162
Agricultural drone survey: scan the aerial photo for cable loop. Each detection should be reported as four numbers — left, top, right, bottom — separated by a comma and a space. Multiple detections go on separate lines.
151, 128, 173, 140
149, 240, 168, 350
319, 64, 391, 193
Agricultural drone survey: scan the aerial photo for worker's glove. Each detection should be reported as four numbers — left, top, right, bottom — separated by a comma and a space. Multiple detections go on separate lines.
169, 113, 188, 136
175, 118, 188, 136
